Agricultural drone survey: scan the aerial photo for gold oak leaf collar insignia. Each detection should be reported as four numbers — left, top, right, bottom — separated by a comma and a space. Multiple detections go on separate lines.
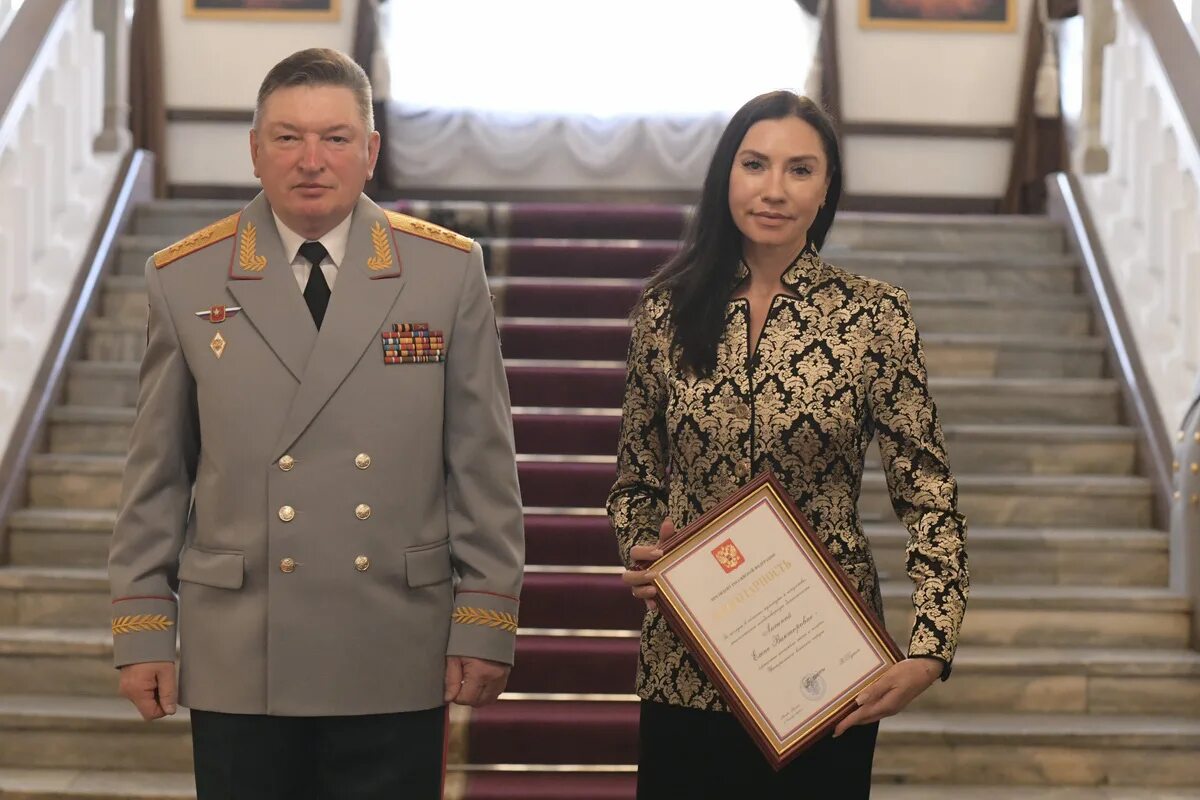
239, 222, 268, 272
451, 607, 518, 634
367, 221, 394, 271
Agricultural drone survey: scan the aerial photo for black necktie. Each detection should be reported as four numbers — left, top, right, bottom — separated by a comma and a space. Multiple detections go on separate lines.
299, 241, 331, 330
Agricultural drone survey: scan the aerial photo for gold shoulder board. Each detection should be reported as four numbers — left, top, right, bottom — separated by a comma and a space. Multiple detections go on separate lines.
385, 210, 473, 253
154, 213, 239, 269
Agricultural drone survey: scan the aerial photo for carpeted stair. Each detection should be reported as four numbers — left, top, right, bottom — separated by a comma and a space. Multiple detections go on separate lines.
0, 199, 1197, 799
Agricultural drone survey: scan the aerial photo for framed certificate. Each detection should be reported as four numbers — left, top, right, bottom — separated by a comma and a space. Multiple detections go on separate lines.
651, 471, 903, 769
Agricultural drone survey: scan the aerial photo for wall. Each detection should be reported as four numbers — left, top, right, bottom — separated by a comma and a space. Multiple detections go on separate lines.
160, 0, 1035, 201
161, 0, 359, 187
836, 0, 1033, 201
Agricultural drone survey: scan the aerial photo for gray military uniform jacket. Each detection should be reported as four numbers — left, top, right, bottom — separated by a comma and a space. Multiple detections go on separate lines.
108, 193, 524, 716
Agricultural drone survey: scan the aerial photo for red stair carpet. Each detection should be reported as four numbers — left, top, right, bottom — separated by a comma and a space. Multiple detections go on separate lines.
398, 201, 677, 800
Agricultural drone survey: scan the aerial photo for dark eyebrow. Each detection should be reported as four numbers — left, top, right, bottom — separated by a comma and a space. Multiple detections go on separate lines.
737, 148, 820, 163
267, 123, 354, 135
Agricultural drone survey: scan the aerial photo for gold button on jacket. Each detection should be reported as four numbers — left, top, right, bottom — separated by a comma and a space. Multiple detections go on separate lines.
355, 504, 372, 520
355, 453, 372, 469
354, 555, 370, 572
278, 455, 295, 471
278, 506, 295, 522
279, 558, 296, 574
608, 252, 969, 712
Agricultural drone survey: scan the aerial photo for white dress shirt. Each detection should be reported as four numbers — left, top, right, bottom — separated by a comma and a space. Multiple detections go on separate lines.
272, 211, 354, 292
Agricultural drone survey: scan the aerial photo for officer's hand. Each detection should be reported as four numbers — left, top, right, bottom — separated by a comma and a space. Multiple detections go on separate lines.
622, 518, 674, 610
118, 661, 178, 721
444, 656, 511, 707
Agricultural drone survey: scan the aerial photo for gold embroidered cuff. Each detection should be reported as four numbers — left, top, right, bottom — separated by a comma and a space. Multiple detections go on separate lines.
451, 607, 517, 634
112, 614, 175, 636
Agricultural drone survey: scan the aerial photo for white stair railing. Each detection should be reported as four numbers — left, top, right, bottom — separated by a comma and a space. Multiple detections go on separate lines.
1075, 0, 1200, 430
0, 0, 129, 453
1068, 0, 1200, 635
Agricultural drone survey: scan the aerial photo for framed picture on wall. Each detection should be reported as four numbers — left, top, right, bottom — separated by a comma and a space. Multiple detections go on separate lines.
186, 0, 340, 21
859, 0, 1016, 32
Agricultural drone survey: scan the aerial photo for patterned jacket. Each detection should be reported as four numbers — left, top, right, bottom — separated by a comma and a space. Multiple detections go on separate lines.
606, 250, 969, 710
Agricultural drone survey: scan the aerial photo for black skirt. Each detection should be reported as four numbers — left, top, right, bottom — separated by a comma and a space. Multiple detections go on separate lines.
637, 700, 879, 799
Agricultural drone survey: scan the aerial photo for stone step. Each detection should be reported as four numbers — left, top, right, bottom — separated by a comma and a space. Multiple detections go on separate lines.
103, 272, 1094, 335
117, 242, 1079, 298
0, 629, 116, 697
0, 695, 192, 772
99, 276, 147, 321
3, 509, 115, 567
929, 378, 1121, 425
872, 711, 1200, 787
25, 455, 126, 510
860, 472, 1153, 528
130, 201, 1065, 252
911, 646, 1200, 717
823, 249, 1079, 294
4, 623, 1197, 717
4, 490, 1166, 587
866, 525, 1167, 588
22, 448, 1154, 527
0, 768, 195, 799
3, 501, 1168, 587
514, 574, 1190, 647
131, 200, 242, 237
44, 401, 1138, 477
883, 585, 1190, 650
0, 771, 1196, 800
826, 212, 1066, 254
917, 424, 1137, 476
83, 320, 143, 364
0, 565, 1188, 647
65, 363, 141, 409
83, 312, 1108, 379
46, 407, 133, 455
874, 789, 1200, 800
0, 569, 116, 628
66, 354, 1123, 425
517, 461, 1152, 527
2, 691, 1198, 786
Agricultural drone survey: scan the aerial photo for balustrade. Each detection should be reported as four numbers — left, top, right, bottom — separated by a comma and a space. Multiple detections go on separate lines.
1076, 0, 1200, 429
0, 0, 129, 449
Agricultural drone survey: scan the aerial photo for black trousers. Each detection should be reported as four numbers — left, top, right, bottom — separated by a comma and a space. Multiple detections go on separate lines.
190, 706, 446, 800
636, 700, 879, 799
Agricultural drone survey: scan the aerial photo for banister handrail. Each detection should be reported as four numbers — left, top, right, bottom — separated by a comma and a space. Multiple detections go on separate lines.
0, 0, 69, 124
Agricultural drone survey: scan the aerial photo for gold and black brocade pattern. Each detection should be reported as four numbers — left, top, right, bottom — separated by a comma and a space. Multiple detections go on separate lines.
606, 251, 969, 711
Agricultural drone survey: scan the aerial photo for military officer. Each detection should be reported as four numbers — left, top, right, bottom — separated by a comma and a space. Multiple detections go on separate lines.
108, 48, 524, 799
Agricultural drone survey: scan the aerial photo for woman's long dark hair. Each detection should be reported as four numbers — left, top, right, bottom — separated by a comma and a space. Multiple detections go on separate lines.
645, 91, 843, 377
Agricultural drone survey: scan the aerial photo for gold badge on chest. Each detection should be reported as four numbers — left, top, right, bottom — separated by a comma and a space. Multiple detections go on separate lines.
210, 331, 227, 359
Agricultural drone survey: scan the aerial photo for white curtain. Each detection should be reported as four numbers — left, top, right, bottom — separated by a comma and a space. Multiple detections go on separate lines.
381, 0, 819, 190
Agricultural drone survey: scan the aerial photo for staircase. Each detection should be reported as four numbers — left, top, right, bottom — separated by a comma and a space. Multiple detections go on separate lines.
1, 199, 1198, 799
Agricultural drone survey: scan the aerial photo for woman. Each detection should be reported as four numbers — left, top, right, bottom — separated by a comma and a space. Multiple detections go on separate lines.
606, 91, 969, 798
